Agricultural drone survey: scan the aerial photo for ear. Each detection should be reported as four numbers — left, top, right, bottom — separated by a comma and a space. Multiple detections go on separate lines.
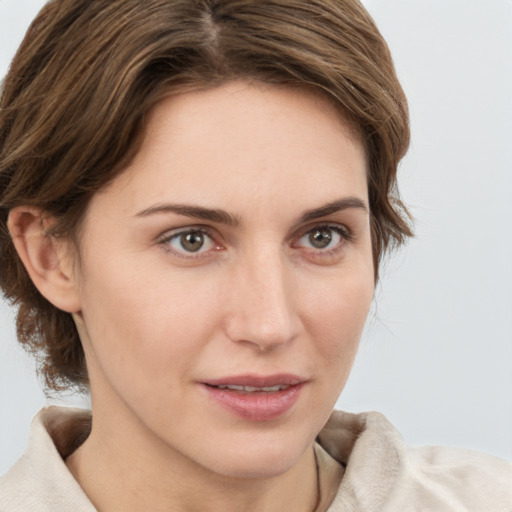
7, 206, 81, 313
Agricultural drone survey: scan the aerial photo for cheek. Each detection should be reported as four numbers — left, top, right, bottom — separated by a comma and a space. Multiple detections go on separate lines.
302, 265, 374, 362
76, 255, 222, 390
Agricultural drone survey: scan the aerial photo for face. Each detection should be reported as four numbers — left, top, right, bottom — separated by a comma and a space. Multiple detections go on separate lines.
71, 81, 374, 478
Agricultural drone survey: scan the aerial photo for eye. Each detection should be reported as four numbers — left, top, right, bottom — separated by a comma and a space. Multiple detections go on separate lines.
295, 225, 350, 252
160, 228, 217, 256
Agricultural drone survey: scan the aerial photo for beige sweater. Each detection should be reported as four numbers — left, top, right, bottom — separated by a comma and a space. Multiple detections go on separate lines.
1, 407, 511, 511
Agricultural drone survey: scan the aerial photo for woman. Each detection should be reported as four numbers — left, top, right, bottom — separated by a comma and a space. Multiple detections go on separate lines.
0, 1, 510, 510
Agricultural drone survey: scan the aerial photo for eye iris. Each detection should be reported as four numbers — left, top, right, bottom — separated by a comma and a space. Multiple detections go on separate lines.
181, 231, 204, 252
309, 228, 332, 249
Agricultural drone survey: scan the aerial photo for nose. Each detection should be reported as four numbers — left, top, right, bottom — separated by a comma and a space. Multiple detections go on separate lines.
223, 249, 301, 351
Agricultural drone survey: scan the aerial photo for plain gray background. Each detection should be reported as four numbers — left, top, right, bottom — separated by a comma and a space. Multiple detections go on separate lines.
1, 0, 511, 475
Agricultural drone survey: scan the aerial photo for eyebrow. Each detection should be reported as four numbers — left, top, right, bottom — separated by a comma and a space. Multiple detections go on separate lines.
136, 203, 240, 226
299, 197, 368, 223
135, 196, 368, 226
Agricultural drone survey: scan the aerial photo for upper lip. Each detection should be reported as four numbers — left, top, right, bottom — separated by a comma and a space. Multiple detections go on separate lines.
201, 374, 307, 388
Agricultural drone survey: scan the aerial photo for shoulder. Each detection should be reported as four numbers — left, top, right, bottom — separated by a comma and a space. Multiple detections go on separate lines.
401, 444, 512, 510
0, 407, 95, 511
319, 410, 512, 511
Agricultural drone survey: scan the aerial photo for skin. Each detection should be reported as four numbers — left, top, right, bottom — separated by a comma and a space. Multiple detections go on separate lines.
12, 81, 374, 512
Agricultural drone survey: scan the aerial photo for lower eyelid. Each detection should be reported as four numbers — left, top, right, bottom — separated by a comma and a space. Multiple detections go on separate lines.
157, 224, 351, 258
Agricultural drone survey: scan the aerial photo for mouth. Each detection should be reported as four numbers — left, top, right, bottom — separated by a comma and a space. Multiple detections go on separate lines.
200, 374, 307, 421
202, 374, 305, 388
210, 384, 291, 393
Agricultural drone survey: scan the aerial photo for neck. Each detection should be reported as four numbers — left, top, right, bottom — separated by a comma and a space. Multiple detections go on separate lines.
66, 401, 319, 512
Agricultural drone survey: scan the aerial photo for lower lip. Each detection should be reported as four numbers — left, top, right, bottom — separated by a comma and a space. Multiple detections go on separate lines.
201, 383, 305, 421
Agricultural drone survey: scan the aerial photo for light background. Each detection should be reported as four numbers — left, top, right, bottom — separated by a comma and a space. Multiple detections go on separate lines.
1, 0, 511, 474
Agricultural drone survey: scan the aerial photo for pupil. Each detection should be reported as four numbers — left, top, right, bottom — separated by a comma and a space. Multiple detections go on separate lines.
310, 229, 332, 249
181, 232, 204, 252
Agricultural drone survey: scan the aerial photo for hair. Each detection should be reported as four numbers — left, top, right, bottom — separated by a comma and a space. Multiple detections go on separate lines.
0, 0, 412, 391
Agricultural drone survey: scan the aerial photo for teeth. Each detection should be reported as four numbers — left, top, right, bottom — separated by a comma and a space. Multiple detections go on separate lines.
217, 384, 289, 392
261, 385, 288, 392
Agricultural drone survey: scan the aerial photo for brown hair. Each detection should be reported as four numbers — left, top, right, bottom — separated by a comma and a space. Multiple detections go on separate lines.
0, 0, 412, 391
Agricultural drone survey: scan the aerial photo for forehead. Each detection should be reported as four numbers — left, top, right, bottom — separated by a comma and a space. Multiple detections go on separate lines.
89, 81, 368, 220
141, 81, 364, 165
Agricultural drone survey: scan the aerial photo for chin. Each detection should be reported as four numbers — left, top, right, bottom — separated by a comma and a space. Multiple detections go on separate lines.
196, 430, 314, 479
209, 454, 300, 480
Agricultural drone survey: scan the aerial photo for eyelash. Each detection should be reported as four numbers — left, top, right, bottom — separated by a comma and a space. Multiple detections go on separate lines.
292, 224, 352, 260
157, 227, 220, 260
156, 223, 352, 261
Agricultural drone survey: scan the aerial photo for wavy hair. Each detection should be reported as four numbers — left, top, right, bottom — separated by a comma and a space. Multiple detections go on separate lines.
0, 0, 412, 391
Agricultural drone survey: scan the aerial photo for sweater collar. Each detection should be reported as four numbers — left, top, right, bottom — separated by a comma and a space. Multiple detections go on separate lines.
1, 407, 408, 512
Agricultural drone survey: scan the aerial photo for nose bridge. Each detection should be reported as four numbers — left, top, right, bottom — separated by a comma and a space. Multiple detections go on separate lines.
225, 244, 299, 350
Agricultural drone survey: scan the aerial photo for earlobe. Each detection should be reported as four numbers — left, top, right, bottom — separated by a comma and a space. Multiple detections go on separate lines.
8, 206, 81, 313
